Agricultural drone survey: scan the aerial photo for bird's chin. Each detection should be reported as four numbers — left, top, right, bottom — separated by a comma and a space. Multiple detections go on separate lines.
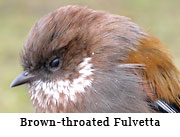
27, 81, 83, 112
29, 89, 83, 113
27, 78, 93, 112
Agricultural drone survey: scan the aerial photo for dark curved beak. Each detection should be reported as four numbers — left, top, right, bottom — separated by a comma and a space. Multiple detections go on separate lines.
10, 71, 36, 88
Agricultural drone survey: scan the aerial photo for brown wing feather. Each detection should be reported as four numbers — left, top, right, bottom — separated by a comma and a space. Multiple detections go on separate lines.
127, 36, 180, 107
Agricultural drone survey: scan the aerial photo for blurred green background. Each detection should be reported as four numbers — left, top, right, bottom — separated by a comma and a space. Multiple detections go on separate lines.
0, 0, 180, 112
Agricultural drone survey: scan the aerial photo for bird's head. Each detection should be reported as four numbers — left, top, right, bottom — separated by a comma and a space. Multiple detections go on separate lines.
10, 6, 150, 112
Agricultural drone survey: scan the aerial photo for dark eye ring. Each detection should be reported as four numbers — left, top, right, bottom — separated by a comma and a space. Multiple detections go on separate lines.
49, 57, 61, 71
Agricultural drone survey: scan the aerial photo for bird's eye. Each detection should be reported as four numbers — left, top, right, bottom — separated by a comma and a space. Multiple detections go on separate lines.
49, 57, 61, 71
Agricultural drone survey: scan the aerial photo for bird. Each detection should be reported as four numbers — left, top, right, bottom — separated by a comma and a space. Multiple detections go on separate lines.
10, 5, 180, 113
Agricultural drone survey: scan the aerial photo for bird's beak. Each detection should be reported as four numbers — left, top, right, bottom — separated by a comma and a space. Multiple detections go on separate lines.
10, 71, 36, 88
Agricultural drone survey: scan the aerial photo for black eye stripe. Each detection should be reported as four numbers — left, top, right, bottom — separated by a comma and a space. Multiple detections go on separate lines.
50, 32, 55, 42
